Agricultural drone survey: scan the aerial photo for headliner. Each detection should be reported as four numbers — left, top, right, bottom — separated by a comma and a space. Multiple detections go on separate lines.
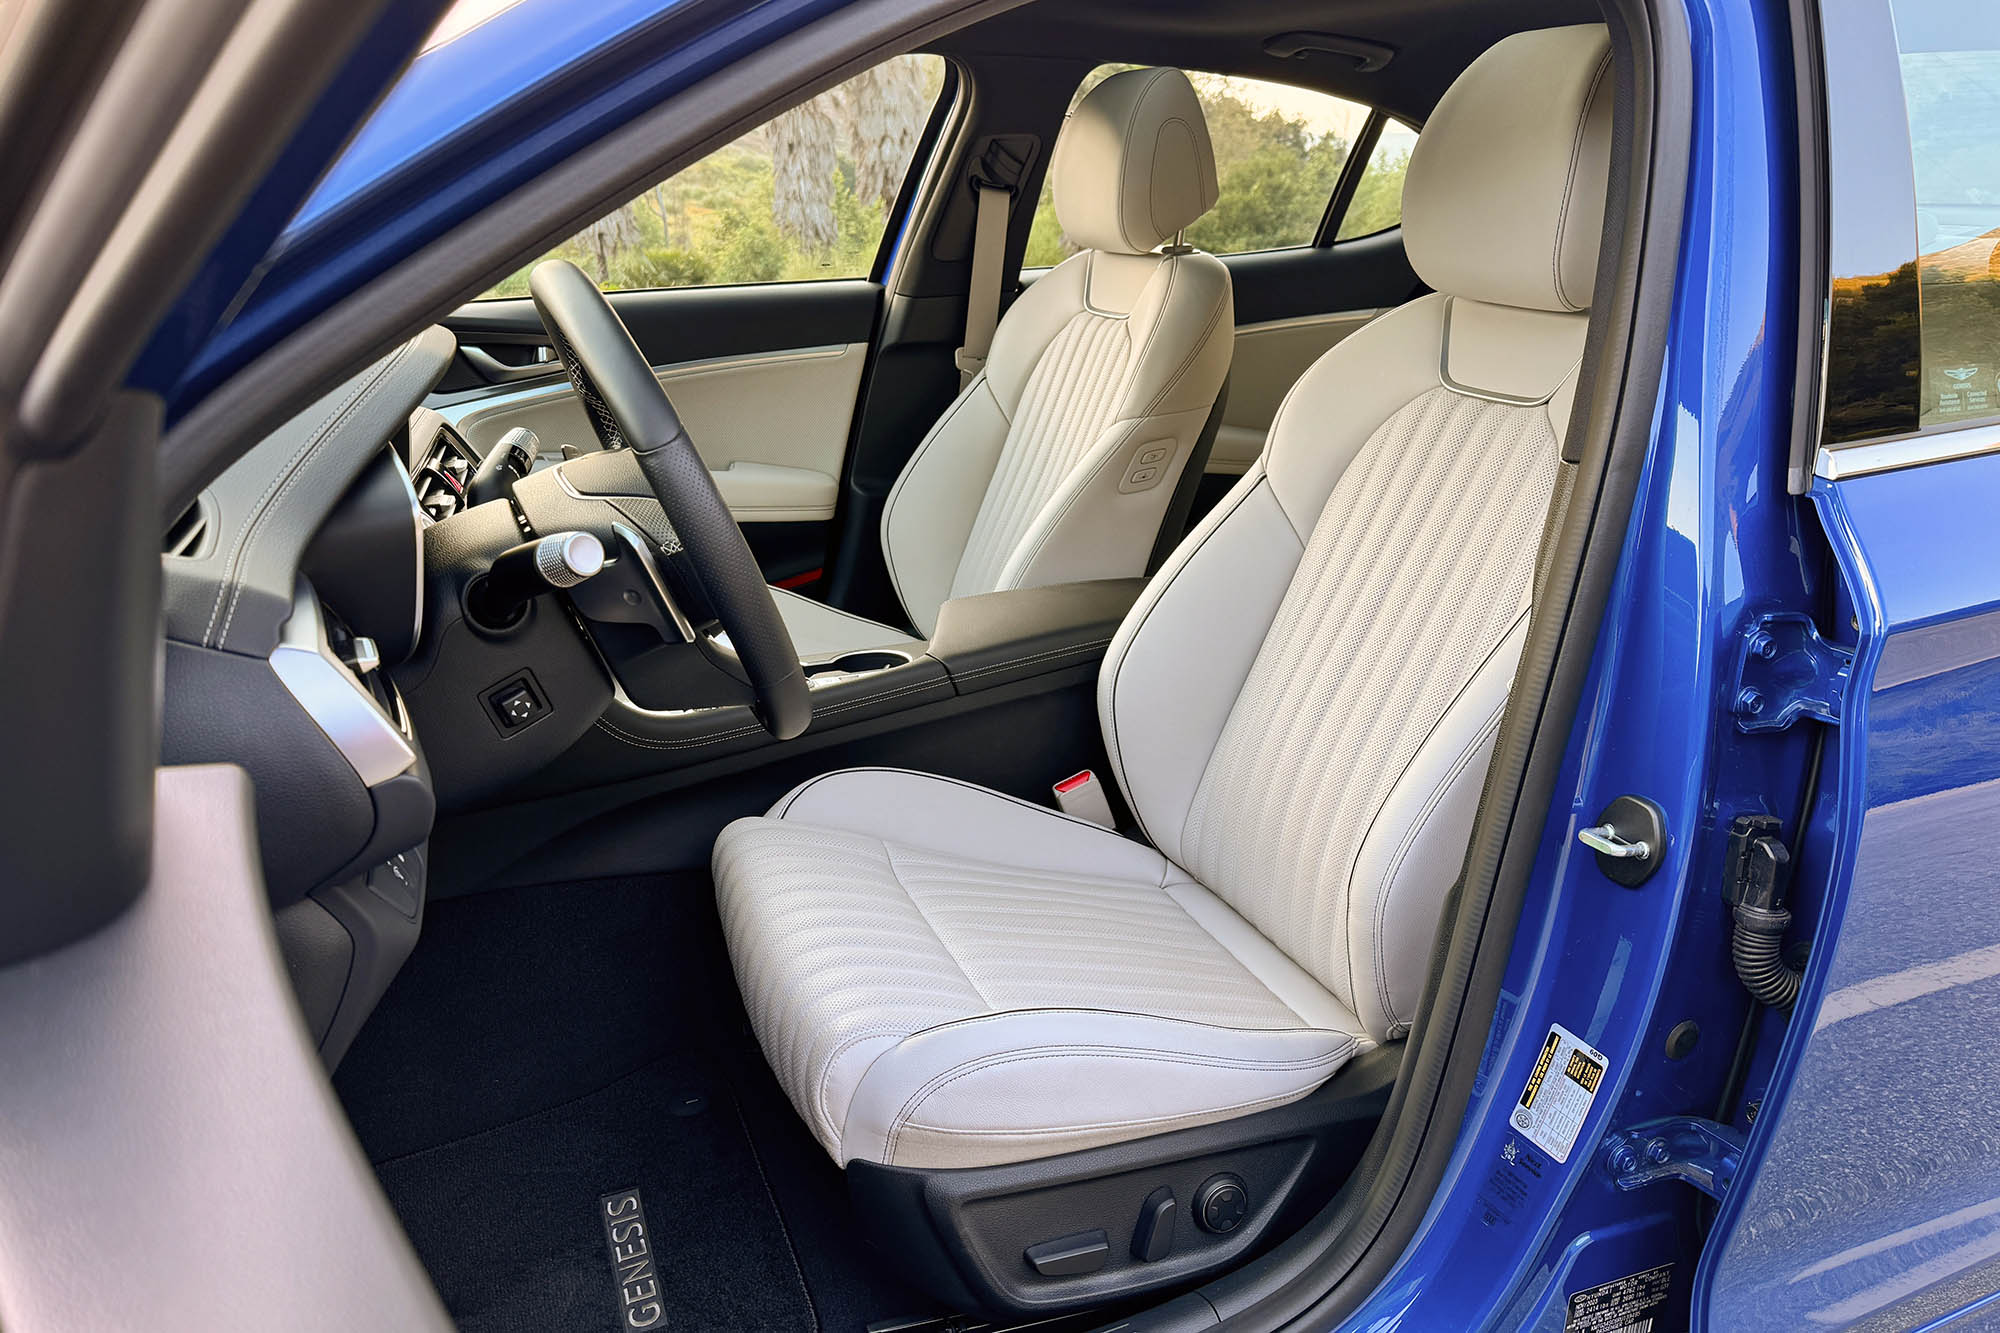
934, 0, 1605, 122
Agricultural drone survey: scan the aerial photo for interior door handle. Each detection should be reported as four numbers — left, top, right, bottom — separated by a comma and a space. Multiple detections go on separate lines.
462, 344, 557, 384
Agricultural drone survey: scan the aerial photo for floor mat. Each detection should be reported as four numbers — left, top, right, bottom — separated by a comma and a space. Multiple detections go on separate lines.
336, 873, 931, 1333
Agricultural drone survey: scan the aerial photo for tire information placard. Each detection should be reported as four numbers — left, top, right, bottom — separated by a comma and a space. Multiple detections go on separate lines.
1510, 1022, 1607, 1164
1565, 1262, 1673, 1333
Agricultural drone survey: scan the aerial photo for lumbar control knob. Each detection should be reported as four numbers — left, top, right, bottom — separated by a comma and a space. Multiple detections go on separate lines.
1194, 1173, 1249, 1234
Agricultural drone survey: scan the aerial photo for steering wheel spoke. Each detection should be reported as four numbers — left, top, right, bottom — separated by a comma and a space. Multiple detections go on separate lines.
528, 260, 811, 739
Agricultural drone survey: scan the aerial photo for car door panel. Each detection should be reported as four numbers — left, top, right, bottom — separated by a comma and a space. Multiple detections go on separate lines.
1210, 310, 1383, 474
438, 340, 867, 522
437, 281, 881, 584
1209, 233, 1421, 477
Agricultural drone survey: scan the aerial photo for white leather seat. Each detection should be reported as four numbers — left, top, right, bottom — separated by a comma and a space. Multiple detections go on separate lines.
716, 24, 1614, 1170
778, 67, 1233, 658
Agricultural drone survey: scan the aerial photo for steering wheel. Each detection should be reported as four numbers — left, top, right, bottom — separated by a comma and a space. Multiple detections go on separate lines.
528, 259, 810, 740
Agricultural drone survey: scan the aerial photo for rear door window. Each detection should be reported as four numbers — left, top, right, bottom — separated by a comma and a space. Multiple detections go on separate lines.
1023, 65, 1414, 264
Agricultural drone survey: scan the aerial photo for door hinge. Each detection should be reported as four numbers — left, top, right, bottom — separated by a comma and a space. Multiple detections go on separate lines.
1730, 611, 1852, 733
1601, 1116, 1746, 1199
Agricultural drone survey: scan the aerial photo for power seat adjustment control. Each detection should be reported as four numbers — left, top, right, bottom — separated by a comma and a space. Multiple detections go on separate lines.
1119, 440, 1175, 493
1194, 1172, 1249, 1234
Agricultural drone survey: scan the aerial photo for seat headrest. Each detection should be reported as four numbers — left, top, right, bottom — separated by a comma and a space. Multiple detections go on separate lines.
1403, 25, 1614, 312
1051, 67, 1220, 256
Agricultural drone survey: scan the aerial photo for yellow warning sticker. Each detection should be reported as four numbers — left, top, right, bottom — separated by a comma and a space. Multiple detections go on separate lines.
1511, 1023, 1609, 1163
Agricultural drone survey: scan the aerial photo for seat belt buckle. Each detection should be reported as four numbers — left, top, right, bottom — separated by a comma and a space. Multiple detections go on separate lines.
1053, 769, 1115, 828
953, 348, 987, 376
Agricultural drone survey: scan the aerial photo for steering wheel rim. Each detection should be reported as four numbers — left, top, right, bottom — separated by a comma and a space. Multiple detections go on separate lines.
528, 259, 810, 740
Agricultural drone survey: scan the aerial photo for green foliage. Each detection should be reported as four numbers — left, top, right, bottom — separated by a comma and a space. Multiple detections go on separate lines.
1024, 74, 1383, 264
1336, 146, 1411, 240
480, 61, 932, 299
479, 59, 1412, 301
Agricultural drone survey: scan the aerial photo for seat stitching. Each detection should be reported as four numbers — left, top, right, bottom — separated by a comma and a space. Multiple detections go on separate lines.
1372, 704, 1509, 1031
1102, 472, 1278, 851
950, 637, 1113, 682
1346, 606, 1532, 1028
896, 1004, 1345, 1043
1553, 51, 1613, 312
205, 342, 414, 647
777, 766, 1144, 839
886, 1035, 1359, 1160
593, 716, 766, 750
1135, 265, 1231, 420
882, 843, 988, 1007
1113, 69, 1175, 253
898, 1070, 1357, 1143
817, 842, 989, 1149
1157, 879, 1307, 1023
591, 678, 951, 751
882, 375, 1000, 626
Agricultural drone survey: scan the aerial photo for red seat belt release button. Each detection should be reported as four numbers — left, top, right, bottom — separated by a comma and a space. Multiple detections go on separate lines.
1053, 769, 1115, 828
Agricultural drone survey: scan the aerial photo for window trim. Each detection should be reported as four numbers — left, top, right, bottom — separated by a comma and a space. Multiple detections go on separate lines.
1314, 109, 1385, 246
870, 58, 963, 284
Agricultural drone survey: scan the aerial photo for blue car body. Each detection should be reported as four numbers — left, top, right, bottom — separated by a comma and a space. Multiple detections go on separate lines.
136, 0, 2000, 1326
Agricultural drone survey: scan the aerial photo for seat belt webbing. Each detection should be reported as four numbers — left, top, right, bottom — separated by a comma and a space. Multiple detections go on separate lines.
954, 179, 1012, 388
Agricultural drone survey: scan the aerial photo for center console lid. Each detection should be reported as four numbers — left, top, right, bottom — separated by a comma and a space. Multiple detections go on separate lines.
925, 579, 1145, 695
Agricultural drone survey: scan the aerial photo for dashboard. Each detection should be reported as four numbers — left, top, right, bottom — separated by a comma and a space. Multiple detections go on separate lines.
159, 327, 460, 1067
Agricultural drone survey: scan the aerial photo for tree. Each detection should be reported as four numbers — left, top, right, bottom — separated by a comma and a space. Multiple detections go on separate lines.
769, 54, 933, 253
578, 205, 643, 285
770, 93, 840, 255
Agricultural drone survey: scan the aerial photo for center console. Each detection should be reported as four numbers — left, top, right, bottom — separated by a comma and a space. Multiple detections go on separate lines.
391, 439, 1147, 815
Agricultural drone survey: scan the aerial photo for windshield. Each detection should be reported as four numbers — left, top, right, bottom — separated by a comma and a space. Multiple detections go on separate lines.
282, 0, 684, 243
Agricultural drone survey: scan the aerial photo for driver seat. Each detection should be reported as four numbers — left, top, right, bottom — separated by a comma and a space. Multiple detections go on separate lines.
716, 24, 1612, 1171
775, 66, 1233, 659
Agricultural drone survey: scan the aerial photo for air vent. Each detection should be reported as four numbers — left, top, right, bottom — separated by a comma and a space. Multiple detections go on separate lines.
413, 425, 482, 522
163, 500, 211, 558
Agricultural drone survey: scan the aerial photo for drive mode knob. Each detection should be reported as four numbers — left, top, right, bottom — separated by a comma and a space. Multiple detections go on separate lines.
1194, 1173, 1249, 1234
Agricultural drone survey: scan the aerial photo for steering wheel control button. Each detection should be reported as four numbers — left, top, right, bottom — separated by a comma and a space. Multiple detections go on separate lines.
1195, 1173, 1249, 1234
342, 635, 381, 676
483, 671, 549, 734
1131, 1186, 1177, 1263
1024, 1230, 1110, 1278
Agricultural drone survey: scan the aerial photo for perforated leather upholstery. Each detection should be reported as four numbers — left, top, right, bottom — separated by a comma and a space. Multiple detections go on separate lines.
717, 25, 1613, 1168
776, 68, 1233, 659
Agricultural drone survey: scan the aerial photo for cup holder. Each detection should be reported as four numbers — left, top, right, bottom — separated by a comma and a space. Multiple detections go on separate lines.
805, 649, 912, 680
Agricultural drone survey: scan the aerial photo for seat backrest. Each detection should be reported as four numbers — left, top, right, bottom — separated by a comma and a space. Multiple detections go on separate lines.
1098, 25, 1614, 1043
881, 68, 1233, 635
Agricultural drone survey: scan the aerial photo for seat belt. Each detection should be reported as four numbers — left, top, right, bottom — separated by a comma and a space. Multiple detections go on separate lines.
954, 177, 1013, 387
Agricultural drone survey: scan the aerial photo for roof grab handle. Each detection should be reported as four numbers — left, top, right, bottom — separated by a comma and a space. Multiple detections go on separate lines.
1262, 32, 1397, 73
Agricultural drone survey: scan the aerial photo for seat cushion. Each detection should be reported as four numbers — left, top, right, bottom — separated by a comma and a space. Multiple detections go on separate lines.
713, 768, 1368, 1169
770, 586, 919, 660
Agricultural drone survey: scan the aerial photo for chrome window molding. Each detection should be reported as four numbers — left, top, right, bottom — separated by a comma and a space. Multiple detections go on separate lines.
1816, 421, 2000, 481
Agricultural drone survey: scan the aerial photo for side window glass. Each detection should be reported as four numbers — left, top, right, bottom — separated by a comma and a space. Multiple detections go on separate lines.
1023, 66, 1375, 264
1890, 2, 2000, 429
480, 55, 945, 296
1335, 119, 1419, 241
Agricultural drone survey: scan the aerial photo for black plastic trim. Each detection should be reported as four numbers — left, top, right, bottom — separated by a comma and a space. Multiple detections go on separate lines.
848, 1046, 1400, 1319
